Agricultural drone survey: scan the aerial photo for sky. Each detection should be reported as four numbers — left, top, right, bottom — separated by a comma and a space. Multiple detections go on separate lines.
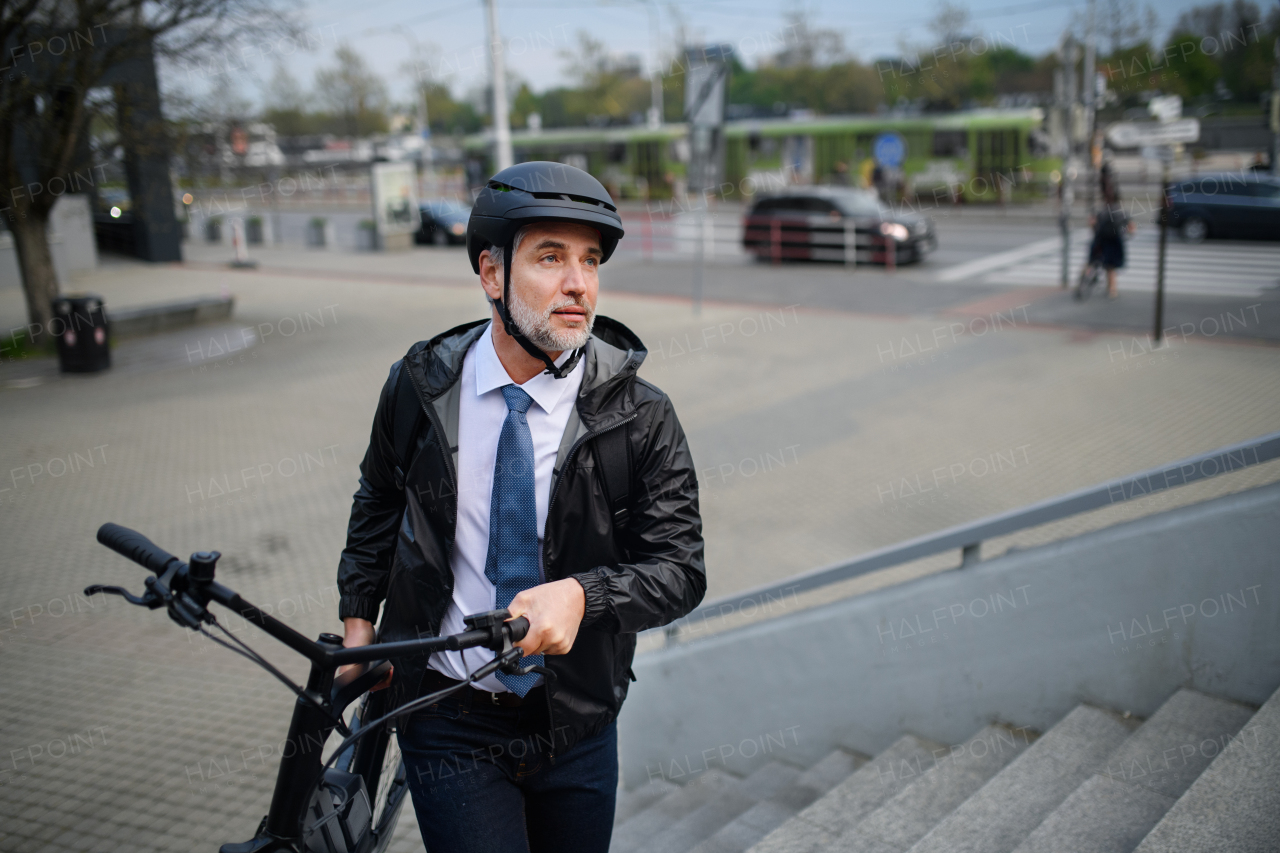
173, 0, 1250, 111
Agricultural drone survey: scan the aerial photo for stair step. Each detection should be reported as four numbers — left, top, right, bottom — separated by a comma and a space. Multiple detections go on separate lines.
629, 761, 803, 853
1133, 683, 1280, 853
689, 749, 866, 853
907, 704, 1138, 853
616, 777, 680, 826
612, 768, 738, 853
1010, 688, 1256, 853
831, 723, 1035, 853
748, 734, 945, 853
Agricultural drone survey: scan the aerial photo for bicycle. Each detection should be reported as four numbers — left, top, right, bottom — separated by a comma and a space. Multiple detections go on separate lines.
86, 522, 533, 853
1074, 260, 1102, 302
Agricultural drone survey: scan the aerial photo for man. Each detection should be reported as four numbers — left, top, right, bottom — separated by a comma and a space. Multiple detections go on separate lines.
337, 161, 706, 853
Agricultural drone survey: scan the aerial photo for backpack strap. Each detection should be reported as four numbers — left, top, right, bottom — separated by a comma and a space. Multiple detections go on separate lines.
392, 364, 424, 492
596, 422, 632, 528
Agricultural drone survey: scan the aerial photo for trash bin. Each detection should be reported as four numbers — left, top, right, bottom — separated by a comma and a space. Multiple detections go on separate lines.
51, 294, 111, 373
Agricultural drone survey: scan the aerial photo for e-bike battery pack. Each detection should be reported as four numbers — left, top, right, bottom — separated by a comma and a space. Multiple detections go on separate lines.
303, 769, 373, 853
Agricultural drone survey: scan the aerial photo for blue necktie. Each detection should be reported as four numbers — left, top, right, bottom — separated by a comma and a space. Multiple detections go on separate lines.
485, 384, 543, 696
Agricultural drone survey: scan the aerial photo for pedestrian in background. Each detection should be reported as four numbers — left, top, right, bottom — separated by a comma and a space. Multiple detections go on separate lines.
1087, 190, 1134, 300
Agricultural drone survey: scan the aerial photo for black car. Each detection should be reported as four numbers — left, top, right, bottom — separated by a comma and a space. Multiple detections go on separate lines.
1165, 172, 1280, 242
415, 198, 472, 245
742, 187, 936, 265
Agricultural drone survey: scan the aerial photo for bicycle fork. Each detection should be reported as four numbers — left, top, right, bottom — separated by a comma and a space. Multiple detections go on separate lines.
221, 633, 344, 853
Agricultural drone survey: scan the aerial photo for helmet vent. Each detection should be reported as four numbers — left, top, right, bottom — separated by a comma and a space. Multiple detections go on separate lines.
527, 192, 618, 212
486, 181, 617, 213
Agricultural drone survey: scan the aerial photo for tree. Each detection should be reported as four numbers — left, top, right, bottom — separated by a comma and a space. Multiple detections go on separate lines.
1100, 0, 1159, 55
928, 1, 972, 47
314, 45, 389, 137
1, 0, 292, 345
771, 7, 844, 69
1168, 1, 1276, 103
261, 61, 311, 135
550, 30, 649, 126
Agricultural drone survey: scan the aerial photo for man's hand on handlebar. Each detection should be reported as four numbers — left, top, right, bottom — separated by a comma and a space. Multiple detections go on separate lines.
505, 578, 586, 657
341, 617, 393, 689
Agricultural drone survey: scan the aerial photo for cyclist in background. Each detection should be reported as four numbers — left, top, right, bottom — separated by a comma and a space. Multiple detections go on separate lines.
1085, 190, 1133, 300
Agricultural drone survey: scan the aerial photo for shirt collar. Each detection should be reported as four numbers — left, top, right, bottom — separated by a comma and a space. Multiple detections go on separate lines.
474, 322, 581, 414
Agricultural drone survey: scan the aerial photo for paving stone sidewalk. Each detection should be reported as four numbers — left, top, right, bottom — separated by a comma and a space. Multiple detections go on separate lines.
2, 248, 1277, 852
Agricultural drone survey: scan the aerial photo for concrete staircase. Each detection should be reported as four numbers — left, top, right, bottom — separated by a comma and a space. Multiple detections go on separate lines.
612, 685, 1280, 853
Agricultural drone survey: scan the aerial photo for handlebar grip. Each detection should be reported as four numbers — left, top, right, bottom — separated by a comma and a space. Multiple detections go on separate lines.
507, 616, 530, 643
97, 523, 180, 575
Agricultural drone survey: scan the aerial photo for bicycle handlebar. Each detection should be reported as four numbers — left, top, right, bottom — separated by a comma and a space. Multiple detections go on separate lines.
97, 523, 181, 575
92, 522, 533, 668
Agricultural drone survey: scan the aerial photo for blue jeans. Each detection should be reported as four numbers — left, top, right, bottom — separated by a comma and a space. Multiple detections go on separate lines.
397, 688, 617, 853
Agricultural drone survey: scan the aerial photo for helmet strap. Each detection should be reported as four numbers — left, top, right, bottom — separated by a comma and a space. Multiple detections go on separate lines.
494, 239, 583, 380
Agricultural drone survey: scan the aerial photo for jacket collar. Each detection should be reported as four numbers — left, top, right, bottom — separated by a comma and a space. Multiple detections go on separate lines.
403, 315, 647, 427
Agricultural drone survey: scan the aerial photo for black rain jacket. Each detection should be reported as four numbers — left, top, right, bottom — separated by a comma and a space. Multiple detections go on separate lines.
337, 316, 705, 753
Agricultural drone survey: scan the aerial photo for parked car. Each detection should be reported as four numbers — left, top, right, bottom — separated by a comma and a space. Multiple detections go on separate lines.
415, 199, 472, 245
1165, 172, 1280, 242
742, 187, 936, 265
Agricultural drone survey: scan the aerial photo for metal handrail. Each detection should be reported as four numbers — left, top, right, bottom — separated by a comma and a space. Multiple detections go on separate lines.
661, 430, 1280, 639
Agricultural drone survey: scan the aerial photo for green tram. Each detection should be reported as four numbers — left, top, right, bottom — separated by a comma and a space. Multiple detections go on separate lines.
461, 109, 1057, 204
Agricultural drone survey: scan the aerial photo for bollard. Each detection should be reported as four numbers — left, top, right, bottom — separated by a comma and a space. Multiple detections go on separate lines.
229, 219, 257, 269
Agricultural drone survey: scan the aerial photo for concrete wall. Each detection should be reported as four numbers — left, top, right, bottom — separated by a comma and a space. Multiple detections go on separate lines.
0, 194, 98, 291
619, 482, 1280, 789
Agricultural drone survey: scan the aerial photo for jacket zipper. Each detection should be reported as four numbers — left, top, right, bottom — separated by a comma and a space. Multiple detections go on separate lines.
540, 412, 637, 764
543, 413, 638, 576
407, 367, 458, 527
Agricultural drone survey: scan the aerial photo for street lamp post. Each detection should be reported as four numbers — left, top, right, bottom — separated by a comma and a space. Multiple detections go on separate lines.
644, 0, 664, 129
364, 24, 436, 197
398, 28, 435, 197
484, 0, 513, 171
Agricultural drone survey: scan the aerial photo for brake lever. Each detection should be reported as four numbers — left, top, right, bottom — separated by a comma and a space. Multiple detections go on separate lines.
495, 646, 527, 674
83, 584, 164, 609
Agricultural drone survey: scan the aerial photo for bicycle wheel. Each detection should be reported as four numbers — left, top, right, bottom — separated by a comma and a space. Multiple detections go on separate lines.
1075, 264, 1100, 302
347, 690, 410, 853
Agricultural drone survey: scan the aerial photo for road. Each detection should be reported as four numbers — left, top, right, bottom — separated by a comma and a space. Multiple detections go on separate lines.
603, 209, 1280, 343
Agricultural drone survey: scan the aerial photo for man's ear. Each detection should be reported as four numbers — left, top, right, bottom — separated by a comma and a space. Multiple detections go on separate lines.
478, 249, 503, 302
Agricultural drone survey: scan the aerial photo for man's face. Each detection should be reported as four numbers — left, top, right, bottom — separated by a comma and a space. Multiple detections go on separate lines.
482, 221, 602, 353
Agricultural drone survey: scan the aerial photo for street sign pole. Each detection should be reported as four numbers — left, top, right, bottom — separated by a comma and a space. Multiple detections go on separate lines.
1154, 157, 1170, 344
1271, 37, 1279, 176
1059, 38, 1078, 290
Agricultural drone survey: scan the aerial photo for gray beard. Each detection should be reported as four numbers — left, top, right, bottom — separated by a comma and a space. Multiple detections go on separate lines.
507, 288, 594, 353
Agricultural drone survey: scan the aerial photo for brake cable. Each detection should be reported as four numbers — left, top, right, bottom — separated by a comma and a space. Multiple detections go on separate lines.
200, 614, 352, 738
319, 646, 523, 777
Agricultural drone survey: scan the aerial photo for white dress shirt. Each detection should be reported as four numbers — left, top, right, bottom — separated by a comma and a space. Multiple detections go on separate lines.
428, 322, 584, 691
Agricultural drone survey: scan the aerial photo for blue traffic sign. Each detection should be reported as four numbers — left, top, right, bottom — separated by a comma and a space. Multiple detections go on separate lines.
873, 132, 907, 168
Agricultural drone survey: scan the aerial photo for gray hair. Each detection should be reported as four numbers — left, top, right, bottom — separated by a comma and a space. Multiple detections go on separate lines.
483, 225, 530, 273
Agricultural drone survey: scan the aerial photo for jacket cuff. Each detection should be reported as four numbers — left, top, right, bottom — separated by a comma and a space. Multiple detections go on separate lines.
339, 594, 382, 623
571, 567, 610, 628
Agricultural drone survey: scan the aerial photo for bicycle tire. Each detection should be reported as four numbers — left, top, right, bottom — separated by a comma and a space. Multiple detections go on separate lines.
1075, 264, 1100, 302
347, 690, 410, 853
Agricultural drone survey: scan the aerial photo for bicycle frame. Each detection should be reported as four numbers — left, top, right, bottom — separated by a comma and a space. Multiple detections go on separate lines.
87, 523, 523, 853
213, 589, 477, 851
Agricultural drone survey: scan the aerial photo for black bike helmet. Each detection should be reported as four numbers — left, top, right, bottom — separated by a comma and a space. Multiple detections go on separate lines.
466, 161, 625, 378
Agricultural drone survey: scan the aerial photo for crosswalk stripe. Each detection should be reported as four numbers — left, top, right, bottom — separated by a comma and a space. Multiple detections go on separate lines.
957, 228, 1280, 296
